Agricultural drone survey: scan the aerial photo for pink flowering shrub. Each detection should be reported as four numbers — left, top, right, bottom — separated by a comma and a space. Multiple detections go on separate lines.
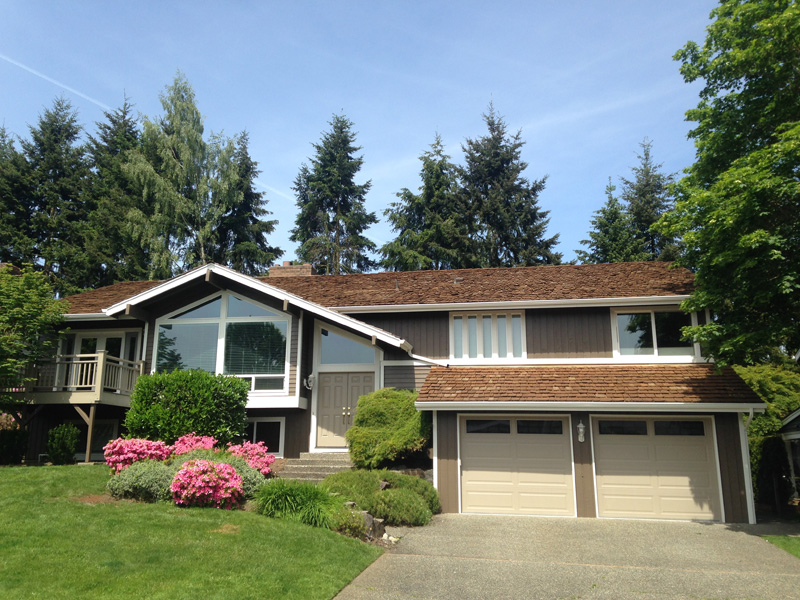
103, 438, 172, 473
172, 432, 217, 455
228, 440, 276, 476
170, 460, 244, 510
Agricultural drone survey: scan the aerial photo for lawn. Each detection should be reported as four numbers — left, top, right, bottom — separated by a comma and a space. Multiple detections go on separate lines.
764, 535, 800, 560
0, 465, 382, 600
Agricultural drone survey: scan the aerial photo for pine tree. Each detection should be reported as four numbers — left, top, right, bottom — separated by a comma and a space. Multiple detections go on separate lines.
620, 139, 677, 261
0, 128, 36, 267
576, 180, 647, 264
290, 114, 377, 274
380, 135, 472, 270
459, 106, 561, 267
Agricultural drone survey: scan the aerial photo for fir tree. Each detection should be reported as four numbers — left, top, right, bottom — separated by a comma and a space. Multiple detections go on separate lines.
290, 114, 377, 274
459, 106, 561, 267
0, 128, 36, 267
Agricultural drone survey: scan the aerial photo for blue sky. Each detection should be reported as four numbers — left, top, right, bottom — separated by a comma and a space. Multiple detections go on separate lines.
0, 1, 717, 264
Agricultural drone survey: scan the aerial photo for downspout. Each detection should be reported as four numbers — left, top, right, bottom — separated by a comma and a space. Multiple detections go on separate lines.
739, 408, 757, 524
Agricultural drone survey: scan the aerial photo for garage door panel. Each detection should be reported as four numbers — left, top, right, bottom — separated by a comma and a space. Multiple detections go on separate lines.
593, 417, 722, 521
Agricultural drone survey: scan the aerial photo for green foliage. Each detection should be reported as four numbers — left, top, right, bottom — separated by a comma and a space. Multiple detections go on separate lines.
47, 423, 80, 465
106, 459, 176, 502
749, 435, 793, 506
125, 370, 248, 445
329, 505, 368, 539
322, 469, 440, 526
169, 449, 266, 498
458, 105, 561, 267
0, 428, 28, 465
345, 388, 431, 469
371, 488, 432, 526
0, 265, 65, 411
255, 479, 342, 528
738, 365, 800, 438
290, 114, 377, 274
576, 180, 648, 264
381, 135, 472, 270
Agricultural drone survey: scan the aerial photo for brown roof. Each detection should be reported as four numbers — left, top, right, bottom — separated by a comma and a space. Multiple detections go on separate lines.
63, 261, 693, 315
265, 262, 693, 308
416, 365, 762, 405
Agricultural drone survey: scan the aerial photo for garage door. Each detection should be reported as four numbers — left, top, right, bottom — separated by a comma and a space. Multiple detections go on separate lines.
593, 417, 722, 521
460, 416, 575, 516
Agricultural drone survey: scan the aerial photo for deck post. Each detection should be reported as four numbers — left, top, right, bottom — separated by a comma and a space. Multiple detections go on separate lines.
84, 404, 96, 463
94, 351, 107, 402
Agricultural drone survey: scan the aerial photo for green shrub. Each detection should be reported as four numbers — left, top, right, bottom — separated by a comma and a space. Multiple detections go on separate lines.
330, 505, 368, 539
381, 470, 440, 514
345, 388, 431, 469
737, 365, 800, 438
0, 428, 28, 465
107, 459, 177, 502
255, 479, 342, 528
125, 370, 248, 444
322, 469, 382, 510
750, 435, 794, 507
169, 449, 266, 498
371, 488, 432, 526
47, 423, 80, 465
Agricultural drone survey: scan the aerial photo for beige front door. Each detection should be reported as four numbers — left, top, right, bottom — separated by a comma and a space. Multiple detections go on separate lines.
316, 372, 375, 448
593, 417, 722, 521
460, 416, 575, 516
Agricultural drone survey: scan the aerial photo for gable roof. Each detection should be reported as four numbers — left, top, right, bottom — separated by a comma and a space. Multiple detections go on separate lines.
416, 364, 764, 411
264, 261, 693, 309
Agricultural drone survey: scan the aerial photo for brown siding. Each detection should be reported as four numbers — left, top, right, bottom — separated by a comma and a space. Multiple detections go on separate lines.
527, 307, 612, 358
248, 408, 310, 458
571, 411, 597, 518
384, 365, 431, 390
715, 413, 749, 523
357, 312, 449, 360
436, 412, 459, 513
288, 317, 299, 397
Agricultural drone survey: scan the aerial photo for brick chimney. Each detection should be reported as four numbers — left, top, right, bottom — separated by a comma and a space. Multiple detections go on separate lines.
268, 261, 317, 277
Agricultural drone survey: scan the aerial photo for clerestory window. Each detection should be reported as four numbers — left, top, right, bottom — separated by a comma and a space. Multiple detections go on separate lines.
155, 293, 290, 393
450, 312, 525, 360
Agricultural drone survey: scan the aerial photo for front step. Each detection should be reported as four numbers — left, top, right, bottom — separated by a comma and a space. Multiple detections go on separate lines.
279, 452, 353, 484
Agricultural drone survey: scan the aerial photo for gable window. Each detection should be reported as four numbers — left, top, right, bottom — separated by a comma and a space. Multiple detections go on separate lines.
614, 309, 695, 357
155, 293, 290, 393
451, 312, 525, 360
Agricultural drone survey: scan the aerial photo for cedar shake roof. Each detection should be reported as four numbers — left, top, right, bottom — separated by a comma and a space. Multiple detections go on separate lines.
416, 365, 762, 405
63, 261, 692, 314
264, 261, 693, 308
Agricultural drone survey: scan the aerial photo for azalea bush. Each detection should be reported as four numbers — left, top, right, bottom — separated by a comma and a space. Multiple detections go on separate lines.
173, 432, 217, 455
228, 440, 275, 476
171, 459, 245, 510
103, 438, 172, 473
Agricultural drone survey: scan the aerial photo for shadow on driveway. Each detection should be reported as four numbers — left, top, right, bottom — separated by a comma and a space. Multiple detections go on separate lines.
336, 515, 800, 600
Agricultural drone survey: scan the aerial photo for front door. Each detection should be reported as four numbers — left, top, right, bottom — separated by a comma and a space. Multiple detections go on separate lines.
316, 372, 375, 448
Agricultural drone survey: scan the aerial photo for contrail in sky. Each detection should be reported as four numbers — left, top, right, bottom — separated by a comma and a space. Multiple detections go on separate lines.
0, 52, 111, 111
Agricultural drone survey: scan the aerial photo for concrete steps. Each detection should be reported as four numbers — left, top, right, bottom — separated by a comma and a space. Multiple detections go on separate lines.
278, 452, 353, 484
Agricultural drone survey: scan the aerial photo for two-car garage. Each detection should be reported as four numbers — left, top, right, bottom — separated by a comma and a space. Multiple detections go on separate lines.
459, 415, 723, 521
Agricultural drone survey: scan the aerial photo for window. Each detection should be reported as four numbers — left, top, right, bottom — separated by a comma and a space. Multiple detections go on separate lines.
615, 310, 694, 357
246, 418, 285, 457
451, 312, 525, 359
517, 420, 563, 435
466, 419, 511, 434
598, 420, 647, 435
319, 327, 375, 365
654, 420, 705, 436
155, 293, 290, 393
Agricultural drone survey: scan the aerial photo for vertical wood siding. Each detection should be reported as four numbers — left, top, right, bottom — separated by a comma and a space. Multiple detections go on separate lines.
383, 365, 431, 390
436, 412, 460, 513
357, 312, 449, 360
571, 411, 597, 517
527, 308, 612, 358
715, 413, 748, 523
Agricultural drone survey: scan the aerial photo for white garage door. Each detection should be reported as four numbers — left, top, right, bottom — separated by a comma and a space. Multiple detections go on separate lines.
460, 416, 575, 516
593, 417, 722, 521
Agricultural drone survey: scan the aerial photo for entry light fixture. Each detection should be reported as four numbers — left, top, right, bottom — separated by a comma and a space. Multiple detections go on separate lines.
303, 374, 316, 390
577, 420, 586, 443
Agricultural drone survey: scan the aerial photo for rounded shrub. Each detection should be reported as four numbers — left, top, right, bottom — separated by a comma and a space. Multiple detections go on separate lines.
371, 488, 432, 526
169, 448, 266, 499
255, 479, 342, 528
103, 438, 173, 473
107, 459, 177, 502
330, 505, 368, 539
171, 460, 245, 510
322, 469, 382, 511
380, 470, 440, 514
47, 423, 80, 465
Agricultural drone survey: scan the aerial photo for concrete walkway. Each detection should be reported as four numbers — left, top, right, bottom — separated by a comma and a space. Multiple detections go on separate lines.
336, 515, 800, 600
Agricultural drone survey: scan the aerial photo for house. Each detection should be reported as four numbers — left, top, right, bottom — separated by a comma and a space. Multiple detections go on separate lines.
17, 260, 764, 523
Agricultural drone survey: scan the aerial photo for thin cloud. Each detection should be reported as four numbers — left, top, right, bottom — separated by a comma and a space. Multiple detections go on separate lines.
0, 52, 111, 111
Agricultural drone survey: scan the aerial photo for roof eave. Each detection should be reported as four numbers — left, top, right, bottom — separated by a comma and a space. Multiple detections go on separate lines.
415, 401, 765, 412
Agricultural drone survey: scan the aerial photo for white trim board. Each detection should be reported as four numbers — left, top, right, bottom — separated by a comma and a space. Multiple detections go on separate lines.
417, 401, 765, 413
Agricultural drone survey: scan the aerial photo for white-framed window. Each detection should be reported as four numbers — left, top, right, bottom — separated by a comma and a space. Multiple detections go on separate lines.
612, 308, 697, 358
154, 292, 291, 394
450, 312, 525, 360
246, 417, 285, 458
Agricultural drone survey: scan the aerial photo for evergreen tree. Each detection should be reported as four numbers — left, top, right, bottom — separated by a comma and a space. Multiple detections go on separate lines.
0, 128, 35, 267
290, 114, 377, 274
20, 97, 92, 295
619, 139, 677, 261
211, 132, 282, 275
576, 180, 647, 264
459, 106, 561, 267
380, 135, 471, 270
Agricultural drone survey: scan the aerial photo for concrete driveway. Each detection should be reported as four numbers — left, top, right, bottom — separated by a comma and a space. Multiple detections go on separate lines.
335, 515, 800, 600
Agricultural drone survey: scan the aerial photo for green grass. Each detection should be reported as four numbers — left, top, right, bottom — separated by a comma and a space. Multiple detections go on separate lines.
0, 465, 382, 599
764, 535, 800, 560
